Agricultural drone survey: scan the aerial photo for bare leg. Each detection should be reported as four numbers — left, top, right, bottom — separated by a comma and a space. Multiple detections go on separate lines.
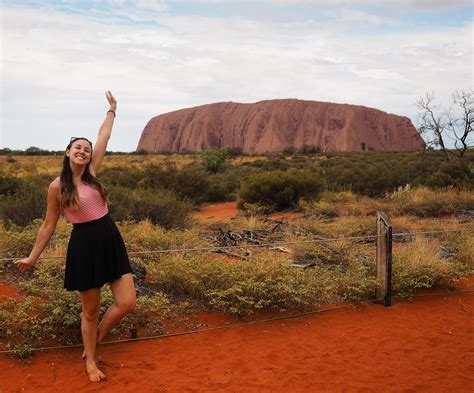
97, 273, 136, 344
79, 288, 106, 382
81, 274, 136, 360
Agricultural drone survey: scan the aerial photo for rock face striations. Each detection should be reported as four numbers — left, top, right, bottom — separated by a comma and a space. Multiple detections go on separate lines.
137, 99, 425, 153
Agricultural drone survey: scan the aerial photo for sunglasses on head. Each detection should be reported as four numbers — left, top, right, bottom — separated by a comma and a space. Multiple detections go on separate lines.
69, 137, 92, 145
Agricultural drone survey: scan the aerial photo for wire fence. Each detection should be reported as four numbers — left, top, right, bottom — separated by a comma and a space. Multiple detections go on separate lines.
0, 227, 472, 263
0, 221, 472, 355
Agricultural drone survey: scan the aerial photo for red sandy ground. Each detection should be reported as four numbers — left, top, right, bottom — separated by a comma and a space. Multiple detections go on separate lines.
1, 281, 473, 392
1, 203, 473, 392
191, 202, 304, 222
192, 202, 239, 221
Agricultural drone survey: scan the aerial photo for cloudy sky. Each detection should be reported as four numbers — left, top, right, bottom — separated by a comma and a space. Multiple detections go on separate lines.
1, 0, 472, 151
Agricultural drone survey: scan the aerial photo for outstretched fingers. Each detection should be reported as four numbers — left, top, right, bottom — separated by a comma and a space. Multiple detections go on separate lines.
105, 91, 117, 107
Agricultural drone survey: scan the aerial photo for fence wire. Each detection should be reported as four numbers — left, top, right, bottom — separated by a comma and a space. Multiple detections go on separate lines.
1, 227, 472, 263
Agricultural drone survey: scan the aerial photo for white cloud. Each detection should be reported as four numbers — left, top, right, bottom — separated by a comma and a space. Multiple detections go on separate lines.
266, 0, 471, 10
1, 4, 472, 150
135, 0, 168, 12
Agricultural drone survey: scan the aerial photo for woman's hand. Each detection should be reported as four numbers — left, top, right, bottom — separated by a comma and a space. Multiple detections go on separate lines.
106, 90, 117, 111
15, 258, 36, 273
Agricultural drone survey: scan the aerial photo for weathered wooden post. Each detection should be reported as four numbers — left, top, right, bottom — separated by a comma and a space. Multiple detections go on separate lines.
376, 212, 392, 307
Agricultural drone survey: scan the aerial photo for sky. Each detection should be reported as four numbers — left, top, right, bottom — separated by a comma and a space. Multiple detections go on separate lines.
1, 0, 473, 152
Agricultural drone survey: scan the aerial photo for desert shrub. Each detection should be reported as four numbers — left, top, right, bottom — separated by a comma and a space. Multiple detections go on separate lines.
423, 159, 474, 189
297, 145, 321, 155
451, 232, 474, 271
119, 219, 208, 253
100, 166, 143, 188
303, 200, 339, 219
20, 259, 84, 344
0, 175, 21, 195
0, 176, 50, 226
243, 157, 292, 171
0, 220, 40, 259
223, 147, 244, 157
0, 297, 43, 358
290, 239, 378, 301
139, 164, 214, 204
237, 169, 325, 212
282, 146, 296, 155
318, 151, 473, 196
172, 166, 212, 203
146, 252, 339, 315
389, 186, 474, 217
206, 172, 239, 202
201, 149, 228, 174
392, 237, 468, 295
108, 186, 193, 229
0, 192, 46, 227
140, 163, 176, 190
320, 190, 360, 205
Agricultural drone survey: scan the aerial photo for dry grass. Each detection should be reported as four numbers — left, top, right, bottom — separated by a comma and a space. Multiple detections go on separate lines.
0, 154, 270, 178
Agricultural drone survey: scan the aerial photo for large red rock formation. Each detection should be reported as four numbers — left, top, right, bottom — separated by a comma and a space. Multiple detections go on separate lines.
137, 99, 425, 153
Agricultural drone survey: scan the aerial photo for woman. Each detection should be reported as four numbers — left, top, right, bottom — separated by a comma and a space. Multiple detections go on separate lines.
16, 91, 136, 382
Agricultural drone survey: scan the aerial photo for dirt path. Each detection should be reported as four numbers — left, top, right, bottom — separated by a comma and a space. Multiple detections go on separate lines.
1, 285, 473, 393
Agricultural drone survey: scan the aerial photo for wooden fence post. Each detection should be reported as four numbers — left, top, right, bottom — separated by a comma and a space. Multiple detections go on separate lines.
376, 212, 392, 307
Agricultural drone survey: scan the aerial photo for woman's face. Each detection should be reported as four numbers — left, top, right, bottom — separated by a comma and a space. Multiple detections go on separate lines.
66, 139, 92, 166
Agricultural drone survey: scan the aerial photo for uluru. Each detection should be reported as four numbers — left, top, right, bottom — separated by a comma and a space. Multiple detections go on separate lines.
137, 99, 426, 153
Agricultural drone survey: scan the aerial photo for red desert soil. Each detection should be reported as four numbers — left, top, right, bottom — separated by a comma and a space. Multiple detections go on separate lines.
1, 281, 473, 392
192, 202, 239, 221
191, 202, 304, 222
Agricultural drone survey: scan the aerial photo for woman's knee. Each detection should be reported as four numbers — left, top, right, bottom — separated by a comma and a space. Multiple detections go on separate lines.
119, 296, 136, 314
79, 289, 101, 322
82, 307, 100, 322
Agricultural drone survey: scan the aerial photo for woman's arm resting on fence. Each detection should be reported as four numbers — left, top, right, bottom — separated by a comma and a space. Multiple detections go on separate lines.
15, 179, 61, 272
90, 91, 117, 175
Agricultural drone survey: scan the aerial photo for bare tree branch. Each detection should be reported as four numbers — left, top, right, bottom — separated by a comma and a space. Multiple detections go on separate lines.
416, 90, 473, 159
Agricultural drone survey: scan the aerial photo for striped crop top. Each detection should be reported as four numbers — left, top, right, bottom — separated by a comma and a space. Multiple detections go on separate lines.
62, 182, 109, 224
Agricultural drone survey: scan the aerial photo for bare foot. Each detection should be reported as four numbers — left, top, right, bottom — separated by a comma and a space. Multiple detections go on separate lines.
86, 361, 106, 382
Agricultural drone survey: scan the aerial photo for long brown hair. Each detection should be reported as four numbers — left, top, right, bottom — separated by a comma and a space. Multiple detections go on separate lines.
59, 139, 109, 209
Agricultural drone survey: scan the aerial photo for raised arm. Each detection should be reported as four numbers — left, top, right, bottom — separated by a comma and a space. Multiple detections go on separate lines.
90, 91, 117, 175
16, 179, 61, 272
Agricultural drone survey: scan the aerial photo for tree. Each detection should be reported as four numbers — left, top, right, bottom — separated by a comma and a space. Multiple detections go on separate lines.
417, 90, 473, 160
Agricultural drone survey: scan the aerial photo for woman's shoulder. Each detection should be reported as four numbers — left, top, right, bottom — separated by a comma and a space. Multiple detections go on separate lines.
50, 177, 61, 191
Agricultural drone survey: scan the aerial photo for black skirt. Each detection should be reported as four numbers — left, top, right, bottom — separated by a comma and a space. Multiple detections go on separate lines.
64, 213, 133, 292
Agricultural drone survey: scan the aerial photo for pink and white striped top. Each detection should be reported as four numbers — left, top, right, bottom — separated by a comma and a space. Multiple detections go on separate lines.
62, 182, 109, 224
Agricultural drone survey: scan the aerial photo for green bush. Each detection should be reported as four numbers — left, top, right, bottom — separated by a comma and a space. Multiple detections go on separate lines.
172, 166, 212, 204
0, 176, 21, 195
201, 149, 228, 174
0, 176, 50, 226
238, 169, 325, 211
146, 252, 339, 315
100, 166, 143, 188
318, 151, 473, 197
392, 237, 468, 296
108, 186, 194, 229
423, 159, 474, 188
206, 172, 239, 202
